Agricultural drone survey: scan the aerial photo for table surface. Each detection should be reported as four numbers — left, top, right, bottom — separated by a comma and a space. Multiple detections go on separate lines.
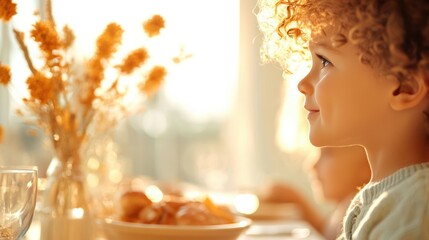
240, 220, 326, 240
26, 215, 326, 240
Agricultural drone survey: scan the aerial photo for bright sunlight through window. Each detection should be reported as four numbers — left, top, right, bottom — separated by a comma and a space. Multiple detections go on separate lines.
8, 0, 239, 124
50, 0, 240, 123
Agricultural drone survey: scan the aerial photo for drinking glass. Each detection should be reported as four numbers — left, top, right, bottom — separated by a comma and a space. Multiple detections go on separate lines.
0, 166, 38, 240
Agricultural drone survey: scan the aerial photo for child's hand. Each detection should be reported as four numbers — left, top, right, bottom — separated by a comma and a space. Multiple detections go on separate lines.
260, 182, 306, 204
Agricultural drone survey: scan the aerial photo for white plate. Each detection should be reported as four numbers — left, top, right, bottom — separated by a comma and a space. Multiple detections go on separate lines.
97, 216, 252, 240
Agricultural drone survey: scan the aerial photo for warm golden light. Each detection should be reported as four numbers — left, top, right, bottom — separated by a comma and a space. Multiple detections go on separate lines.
276, 64, 313, 153
233, 193, 259, 215
87, 157, 100, 170
46, 0, 240, 124
144, 185, 164, 203
70, 208, 84, 219
86, 173, 99, 188
130, 178, 146, 190
184, 190, 204, 200
108, 169, 123, 184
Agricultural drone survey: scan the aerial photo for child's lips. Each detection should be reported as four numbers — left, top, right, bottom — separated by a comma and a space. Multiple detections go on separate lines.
304, 104, 319, 112
304, 106, 320, 119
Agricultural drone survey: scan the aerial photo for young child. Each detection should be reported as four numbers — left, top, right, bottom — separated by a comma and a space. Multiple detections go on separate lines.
262, 146, 371, 240
257, 0, 429, 239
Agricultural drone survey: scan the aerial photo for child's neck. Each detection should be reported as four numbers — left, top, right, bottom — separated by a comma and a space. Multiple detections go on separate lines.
367, 144, 429, 182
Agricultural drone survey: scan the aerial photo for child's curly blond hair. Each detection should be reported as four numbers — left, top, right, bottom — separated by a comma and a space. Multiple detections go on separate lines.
257, 0, 429, 83
257, 0, 429, 132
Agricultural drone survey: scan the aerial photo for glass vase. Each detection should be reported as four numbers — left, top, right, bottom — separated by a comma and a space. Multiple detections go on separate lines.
39, 155, 95, 240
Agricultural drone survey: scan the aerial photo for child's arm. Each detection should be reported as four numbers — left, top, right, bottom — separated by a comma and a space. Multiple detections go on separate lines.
260, 182, 325, 234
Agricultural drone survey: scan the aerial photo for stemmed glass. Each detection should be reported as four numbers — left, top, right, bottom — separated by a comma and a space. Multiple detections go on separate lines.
0, 166, 38, 240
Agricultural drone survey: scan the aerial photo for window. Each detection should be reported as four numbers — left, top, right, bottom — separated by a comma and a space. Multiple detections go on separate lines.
1, 0, 242, 189
0, 0, 314, 196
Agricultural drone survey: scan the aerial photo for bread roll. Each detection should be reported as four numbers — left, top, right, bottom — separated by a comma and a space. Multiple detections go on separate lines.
120, 191, 152, 217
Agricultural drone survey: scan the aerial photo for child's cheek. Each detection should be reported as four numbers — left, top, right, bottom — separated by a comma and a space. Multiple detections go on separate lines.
314, 73, 332, 108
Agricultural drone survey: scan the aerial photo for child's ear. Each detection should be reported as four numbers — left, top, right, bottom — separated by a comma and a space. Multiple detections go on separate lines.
389, 75, 428, 111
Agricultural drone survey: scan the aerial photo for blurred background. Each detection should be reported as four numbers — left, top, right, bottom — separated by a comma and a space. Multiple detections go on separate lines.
0, 0, 325, 213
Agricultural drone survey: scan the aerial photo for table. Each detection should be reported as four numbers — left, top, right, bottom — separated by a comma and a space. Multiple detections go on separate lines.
26, 216, 325, 240
240, 220, 326, 240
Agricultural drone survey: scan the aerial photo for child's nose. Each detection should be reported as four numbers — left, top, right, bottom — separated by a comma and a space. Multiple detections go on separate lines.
297, 74, 312, 95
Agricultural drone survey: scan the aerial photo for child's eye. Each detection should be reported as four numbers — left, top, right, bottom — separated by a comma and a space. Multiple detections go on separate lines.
316, 54, 331, 68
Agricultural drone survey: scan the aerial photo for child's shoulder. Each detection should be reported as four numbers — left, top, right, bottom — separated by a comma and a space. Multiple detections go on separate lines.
403, 166, 429, 188
390, 166, 429, 197
413, 167, 429, 182
364, 165, 429, 218
355, 168, 429, 239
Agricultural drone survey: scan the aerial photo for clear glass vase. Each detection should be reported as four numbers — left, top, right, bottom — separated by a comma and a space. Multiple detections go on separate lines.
39, 156, 95, 240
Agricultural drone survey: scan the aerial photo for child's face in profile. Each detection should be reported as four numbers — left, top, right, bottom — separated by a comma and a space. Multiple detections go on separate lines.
298, 32, 393, 147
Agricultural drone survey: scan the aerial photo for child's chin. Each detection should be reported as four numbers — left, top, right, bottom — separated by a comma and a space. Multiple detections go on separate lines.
308, 135, 324, 147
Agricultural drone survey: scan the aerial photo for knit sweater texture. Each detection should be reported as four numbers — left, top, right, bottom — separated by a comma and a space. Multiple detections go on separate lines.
338, 163, 429, 240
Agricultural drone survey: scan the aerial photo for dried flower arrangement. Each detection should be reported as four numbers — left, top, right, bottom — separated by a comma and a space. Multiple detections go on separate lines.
0, 0, 171, 163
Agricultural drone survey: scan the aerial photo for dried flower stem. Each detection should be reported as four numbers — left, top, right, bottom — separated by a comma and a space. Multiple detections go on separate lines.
13, 29, 37, 74
45, 0, 55, 27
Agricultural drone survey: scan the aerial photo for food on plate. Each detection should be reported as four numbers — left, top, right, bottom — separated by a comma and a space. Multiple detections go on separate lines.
120, 191, 152, 217
117, 191, 235, 225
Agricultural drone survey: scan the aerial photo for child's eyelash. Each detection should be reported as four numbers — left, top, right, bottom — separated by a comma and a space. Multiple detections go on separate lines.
315, 54, 331, 68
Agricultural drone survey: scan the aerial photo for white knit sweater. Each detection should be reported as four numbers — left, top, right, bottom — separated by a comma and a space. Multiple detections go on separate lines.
338, 163, 429, 240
